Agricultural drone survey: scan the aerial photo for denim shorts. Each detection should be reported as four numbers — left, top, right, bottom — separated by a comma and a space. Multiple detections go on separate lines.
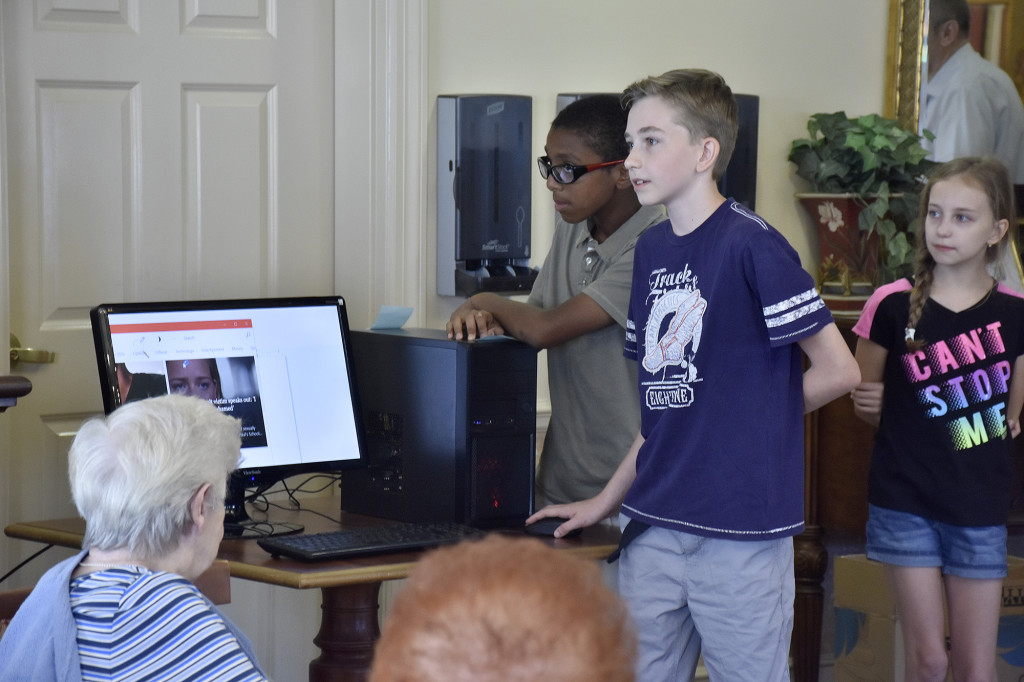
866, 504, 1006, 579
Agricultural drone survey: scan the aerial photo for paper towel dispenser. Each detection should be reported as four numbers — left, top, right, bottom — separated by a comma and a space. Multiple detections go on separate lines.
436, 94, 538, 297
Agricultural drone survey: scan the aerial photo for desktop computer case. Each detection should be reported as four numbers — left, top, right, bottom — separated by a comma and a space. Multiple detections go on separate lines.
344, 328, 536, 527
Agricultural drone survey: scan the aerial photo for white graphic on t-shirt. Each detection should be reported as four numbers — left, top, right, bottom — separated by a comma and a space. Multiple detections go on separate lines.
644, 288, 706, 374
640, 266, 705, 410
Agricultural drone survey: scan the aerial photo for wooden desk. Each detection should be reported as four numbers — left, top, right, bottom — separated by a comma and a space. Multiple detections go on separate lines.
6, 496, 621, 682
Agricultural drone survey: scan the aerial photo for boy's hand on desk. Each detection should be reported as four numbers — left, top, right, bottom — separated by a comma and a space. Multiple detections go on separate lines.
526, 498, 611, 539
447, 304, 504, 341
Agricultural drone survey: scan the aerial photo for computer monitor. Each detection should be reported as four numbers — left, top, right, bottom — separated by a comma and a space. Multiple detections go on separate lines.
89, 296, 366, 538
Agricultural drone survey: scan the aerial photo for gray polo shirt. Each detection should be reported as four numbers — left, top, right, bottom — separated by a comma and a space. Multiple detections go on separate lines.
529, 204, 664, 504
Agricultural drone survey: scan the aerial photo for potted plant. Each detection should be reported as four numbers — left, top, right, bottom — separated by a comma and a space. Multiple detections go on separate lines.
788, 111, 935, 314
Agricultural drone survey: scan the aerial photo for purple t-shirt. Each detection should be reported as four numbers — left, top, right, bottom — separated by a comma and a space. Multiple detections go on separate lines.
623, 200, 833, 539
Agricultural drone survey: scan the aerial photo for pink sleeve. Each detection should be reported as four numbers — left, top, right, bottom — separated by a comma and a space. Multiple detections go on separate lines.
851, 279, 913, 339
996, 282, 1024, 300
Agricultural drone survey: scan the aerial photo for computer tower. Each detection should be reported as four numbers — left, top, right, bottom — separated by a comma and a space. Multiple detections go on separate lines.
720, 93, 759, 210
555, 92, 616, 112
436, 94, 538, 297
343, 328, 536, 527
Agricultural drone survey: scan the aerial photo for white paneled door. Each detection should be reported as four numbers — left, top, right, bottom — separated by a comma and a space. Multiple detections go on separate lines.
1, 0, 336, 570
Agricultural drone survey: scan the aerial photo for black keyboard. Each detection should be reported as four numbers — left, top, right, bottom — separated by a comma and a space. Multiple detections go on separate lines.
256, 521, 485, 562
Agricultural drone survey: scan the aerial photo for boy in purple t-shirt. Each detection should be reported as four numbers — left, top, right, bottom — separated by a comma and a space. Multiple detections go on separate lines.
529, 69, 860, 681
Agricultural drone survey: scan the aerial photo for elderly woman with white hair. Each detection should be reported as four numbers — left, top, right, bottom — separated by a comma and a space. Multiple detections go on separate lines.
0, 394, 267, 681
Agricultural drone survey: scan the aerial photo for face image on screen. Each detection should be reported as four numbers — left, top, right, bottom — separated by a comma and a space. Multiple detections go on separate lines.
90, 297, 366, 538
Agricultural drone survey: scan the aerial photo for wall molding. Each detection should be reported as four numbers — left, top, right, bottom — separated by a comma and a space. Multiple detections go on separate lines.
335, 1, 427, 327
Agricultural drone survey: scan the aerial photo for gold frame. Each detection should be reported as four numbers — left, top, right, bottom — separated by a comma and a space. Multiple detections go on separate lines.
883, 0, 926, 132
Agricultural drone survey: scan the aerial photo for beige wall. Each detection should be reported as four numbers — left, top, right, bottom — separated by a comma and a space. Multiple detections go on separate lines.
427, 0, 892, 326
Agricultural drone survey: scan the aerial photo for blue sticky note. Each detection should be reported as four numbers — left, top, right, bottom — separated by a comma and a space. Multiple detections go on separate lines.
370, 305, 414, 330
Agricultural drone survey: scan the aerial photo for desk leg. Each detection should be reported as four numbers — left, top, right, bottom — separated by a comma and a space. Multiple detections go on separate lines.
309, 582, 382, 682
792, 525, 827, 682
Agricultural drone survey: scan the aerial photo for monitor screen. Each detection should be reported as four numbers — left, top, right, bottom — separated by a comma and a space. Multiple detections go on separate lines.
89, 296, 366, 537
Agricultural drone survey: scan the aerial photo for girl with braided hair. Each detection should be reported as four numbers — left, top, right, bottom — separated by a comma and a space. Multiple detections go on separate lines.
851, 156, 1024, 681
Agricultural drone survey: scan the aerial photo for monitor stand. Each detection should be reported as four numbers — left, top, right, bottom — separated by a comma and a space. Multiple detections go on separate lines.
222, 473, 303, 539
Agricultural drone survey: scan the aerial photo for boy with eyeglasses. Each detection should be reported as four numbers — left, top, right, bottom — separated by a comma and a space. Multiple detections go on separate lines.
528, 69, 860, 681
447, 94, 663, 507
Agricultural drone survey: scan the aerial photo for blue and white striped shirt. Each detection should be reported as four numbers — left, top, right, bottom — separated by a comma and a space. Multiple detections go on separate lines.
70, 567, 265, 682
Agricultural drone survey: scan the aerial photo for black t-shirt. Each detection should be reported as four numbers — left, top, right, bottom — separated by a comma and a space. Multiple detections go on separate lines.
858, 280, 1024, 526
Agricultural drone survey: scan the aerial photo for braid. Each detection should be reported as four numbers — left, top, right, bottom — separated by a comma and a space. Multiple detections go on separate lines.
906, 251, 934, 351
905, 182, 937, 351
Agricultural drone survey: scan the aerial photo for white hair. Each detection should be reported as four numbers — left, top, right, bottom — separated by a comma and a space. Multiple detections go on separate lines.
69, 394, 241, 559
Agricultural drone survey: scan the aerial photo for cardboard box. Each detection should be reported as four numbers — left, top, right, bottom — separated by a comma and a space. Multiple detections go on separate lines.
834, 554, 1024, 682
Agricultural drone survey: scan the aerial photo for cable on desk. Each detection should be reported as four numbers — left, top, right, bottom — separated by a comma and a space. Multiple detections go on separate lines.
0, 543, 54, 585
245, 473, 341, 512
259, 498, 341, 525
241, 474, 344, 526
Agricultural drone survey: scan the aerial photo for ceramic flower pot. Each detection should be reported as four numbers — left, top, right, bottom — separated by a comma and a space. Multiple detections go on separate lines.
796, 192, 882, 318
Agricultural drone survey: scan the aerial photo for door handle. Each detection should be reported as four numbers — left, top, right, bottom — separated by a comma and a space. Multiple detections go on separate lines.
10, 333, 56, 365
